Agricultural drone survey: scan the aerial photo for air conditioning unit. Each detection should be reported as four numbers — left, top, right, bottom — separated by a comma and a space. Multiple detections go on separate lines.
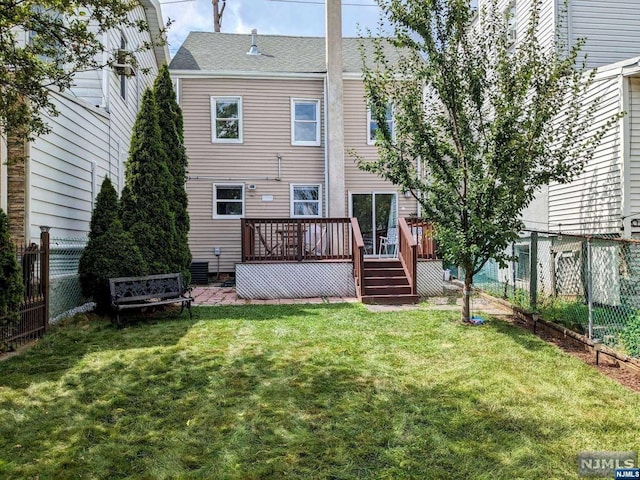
113, 48, 136, 77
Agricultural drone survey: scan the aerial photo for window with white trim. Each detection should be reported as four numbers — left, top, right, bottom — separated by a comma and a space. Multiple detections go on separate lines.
505, 1, 517, 46
290, 184, 322, 217
213, 184, 244, 218
367, 104, 394, 145
291, 99, 321, 146
211, 96, 242, 143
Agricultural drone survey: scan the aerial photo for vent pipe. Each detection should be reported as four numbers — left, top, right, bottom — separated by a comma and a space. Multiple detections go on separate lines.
247, 29, 261, 56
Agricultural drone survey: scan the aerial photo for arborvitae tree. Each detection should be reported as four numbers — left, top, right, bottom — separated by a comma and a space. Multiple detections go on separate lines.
88, 177, 119, 241
153, 64, 192, 284
80, 177, 148, 311
0, 207, 23, 336
120, 88, 178, 275
79, 220, 147, 312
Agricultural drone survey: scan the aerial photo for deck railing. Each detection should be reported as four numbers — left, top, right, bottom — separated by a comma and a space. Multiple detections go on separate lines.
242, 218, 352, 262
350, 218, 365, 299
398, 218, 418, 295
405, 218, 438, 259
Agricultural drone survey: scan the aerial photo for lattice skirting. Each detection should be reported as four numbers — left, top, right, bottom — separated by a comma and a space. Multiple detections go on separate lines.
236, 262, 356, 299
417, 260, 444, 297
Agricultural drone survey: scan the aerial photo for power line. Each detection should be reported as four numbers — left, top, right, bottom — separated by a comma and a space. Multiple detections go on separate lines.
266, 0, 378, 6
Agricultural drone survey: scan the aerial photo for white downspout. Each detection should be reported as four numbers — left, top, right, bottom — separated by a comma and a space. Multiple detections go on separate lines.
323, 76, 329, 217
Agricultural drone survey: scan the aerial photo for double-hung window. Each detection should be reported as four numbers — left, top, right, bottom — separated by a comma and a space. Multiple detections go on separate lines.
213, 184, 244, 218
290, 184, 322, 217
211, 96, 242, 143
291, 99, 321, 146
506, 1, 517, 46
367, 104, 394, 145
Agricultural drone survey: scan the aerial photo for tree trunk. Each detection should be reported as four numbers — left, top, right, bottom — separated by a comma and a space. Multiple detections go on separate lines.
461, 268, 473, 323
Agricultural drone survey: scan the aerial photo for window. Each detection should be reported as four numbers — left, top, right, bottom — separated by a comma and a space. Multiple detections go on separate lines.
213, 184, 244, 218
367, 104, 394, 145
291, 184, 322, 217
515, 244, 530, 282
118, 33, 127, 100
505, 1, 517, 46
291, 99, 321, 146
211, 97, 242, 143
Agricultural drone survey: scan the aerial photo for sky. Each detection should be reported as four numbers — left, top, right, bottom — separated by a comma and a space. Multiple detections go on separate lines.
160, 0, 384, 56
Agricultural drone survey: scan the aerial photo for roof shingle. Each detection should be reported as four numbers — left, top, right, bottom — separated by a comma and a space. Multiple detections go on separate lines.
169, 31, 401, 74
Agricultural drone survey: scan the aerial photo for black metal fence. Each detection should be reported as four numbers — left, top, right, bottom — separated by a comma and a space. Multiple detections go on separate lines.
0, 229, 50, 350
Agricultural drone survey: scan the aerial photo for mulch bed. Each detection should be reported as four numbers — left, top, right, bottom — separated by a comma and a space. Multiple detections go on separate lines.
506, 314, 640, 392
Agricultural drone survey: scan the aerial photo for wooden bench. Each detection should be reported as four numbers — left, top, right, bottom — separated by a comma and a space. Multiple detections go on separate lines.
109, 273, 194, 326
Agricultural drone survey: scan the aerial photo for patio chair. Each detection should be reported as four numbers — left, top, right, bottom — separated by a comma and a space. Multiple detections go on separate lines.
255, 225, 282, 256
412, 226, 423, 254
379, 226, 398, 258
304, 224, 327, 256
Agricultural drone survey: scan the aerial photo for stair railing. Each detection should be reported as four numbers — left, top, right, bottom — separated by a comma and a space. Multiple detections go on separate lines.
398, 218, 417, 295
350, 217, 365, 299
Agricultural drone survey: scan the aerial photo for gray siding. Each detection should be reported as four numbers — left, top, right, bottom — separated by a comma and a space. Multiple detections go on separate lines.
570, 0, 640, 69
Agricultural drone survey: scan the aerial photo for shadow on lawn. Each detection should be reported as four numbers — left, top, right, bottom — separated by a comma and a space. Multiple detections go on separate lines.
480, 315, 552, 352
0, 336, 614, 479
0, 303, 359, 389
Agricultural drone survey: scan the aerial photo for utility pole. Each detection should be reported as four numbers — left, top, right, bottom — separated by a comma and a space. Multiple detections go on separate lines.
212, 0, 226, 32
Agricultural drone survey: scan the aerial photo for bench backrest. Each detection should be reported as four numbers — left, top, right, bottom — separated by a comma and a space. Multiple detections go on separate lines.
109, 273, 185, 303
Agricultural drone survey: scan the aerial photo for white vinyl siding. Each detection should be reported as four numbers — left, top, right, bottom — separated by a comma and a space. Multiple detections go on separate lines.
211, 96, 243, 143
548, 75, 622, 234
628, 77, 640, 235
213, 184, 245, 218
291, 98, 320, 146
29, 92, 110, 239
290, 184, 322, 217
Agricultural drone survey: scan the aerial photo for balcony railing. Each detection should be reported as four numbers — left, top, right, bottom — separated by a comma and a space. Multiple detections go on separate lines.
405, 218, 438, 259
242, 218, 352, 262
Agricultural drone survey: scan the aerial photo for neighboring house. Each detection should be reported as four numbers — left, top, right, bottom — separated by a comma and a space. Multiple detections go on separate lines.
0, 0, 169, 246
169, 31, 427, 275
477, 0, 640, 236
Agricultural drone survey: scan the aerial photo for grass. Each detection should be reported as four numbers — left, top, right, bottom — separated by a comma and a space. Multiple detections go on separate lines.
0, 304, 639, 479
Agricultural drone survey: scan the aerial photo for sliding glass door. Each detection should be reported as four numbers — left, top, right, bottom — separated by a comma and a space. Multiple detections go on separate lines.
350, 193, 397, 256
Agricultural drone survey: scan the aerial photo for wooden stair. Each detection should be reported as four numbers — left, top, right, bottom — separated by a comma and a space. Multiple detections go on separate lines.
361, 259, 419, 305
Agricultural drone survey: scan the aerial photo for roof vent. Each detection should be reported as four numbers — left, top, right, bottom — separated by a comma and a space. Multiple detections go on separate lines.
247, 29, 261, 56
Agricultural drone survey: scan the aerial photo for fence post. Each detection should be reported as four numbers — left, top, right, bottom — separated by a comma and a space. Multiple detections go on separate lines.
587, 237, 593, 340
511, 242, 517, 299
530, 232, 538, 310
40, 226, 50, 330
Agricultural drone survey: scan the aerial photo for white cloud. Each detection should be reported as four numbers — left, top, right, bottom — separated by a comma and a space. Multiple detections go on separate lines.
160, 0, 383, 56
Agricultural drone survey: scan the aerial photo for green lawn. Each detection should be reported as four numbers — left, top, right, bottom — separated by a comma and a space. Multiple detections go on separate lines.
0, 304, 639, 479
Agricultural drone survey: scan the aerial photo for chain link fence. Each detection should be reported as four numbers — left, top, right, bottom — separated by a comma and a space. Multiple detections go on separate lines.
474, 230, 640, 357
49, 236, 90, 321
